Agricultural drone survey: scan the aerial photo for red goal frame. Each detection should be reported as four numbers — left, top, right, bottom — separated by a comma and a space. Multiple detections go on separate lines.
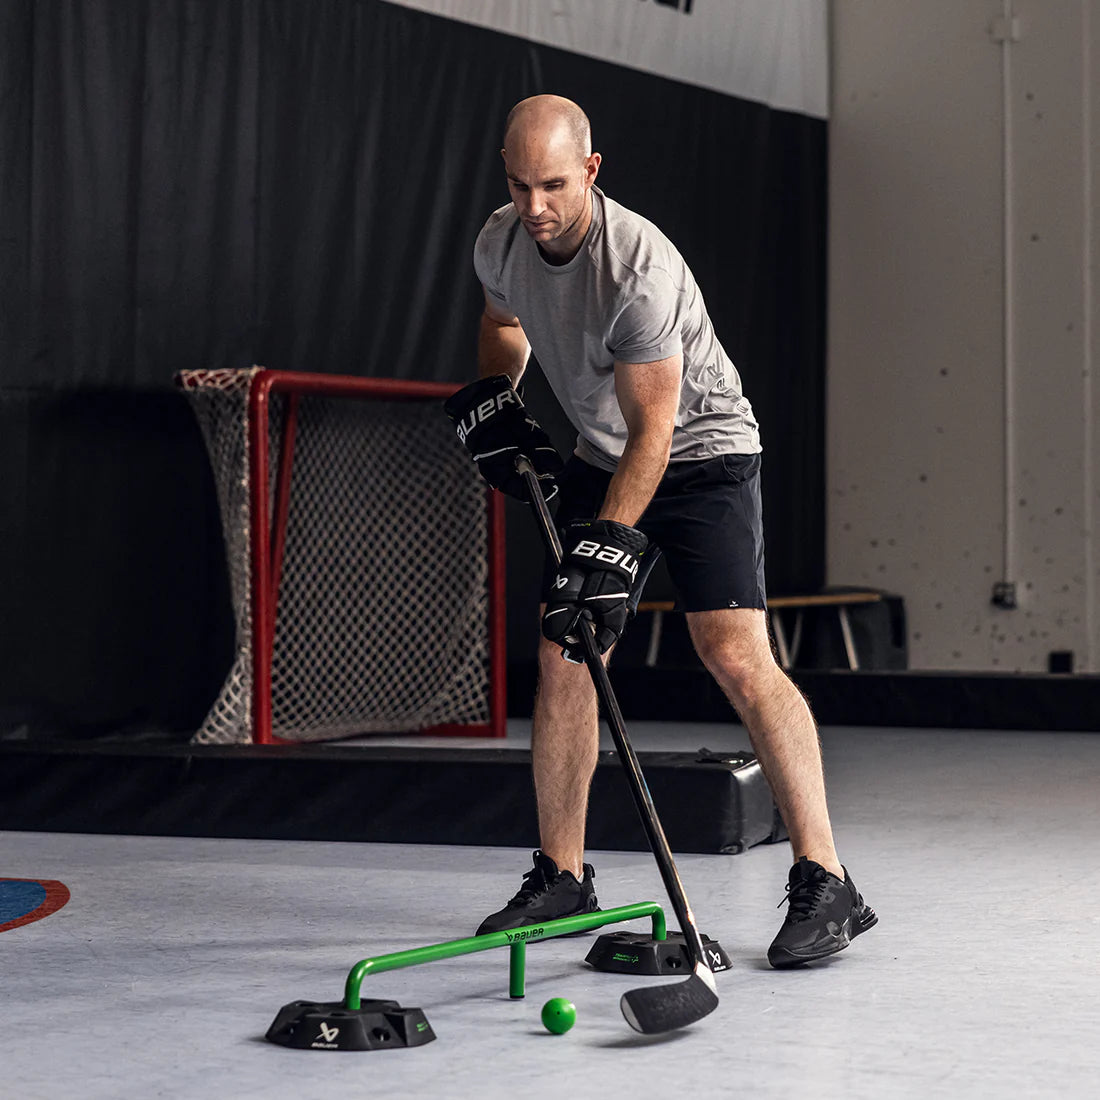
187, 368, 507, 745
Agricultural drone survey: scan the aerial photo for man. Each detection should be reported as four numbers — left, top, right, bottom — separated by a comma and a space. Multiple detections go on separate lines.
445, 95, 875, 968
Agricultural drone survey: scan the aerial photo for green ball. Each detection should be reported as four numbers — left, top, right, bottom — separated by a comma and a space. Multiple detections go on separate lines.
541, 997, 576, 1034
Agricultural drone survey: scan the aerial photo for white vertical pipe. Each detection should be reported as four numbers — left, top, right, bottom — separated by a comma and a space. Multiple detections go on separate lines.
1082, 0, 1095, 670
1000, 0, 1018, 593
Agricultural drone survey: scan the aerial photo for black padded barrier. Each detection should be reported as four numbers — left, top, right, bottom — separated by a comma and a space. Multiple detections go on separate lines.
0, 740, 784, 856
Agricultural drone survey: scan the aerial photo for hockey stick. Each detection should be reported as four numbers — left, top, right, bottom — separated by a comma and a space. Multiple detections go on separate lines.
515, 457, 718, 1035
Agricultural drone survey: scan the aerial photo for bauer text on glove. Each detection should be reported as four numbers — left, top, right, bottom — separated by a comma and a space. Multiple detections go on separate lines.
443, 375, 563, 502
542, 520, 650, 660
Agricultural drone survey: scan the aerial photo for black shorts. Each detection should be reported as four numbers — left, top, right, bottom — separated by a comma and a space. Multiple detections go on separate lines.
541, 453, 767, 613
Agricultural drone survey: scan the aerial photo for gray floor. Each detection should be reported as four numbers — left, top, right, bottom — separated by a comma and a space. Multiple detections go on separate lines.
4, 722, 1100, 1099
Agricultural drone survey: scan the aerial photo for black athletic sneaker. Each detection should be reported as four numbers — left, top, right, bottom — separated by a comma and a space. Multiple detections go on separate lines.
768, 857, 877, 968
476, 850, 598, 936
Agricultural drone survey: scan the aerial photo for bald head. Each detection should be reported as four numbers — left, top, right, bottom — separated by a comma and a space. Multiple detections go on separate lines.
500, 95, 600, 262
503, 95, 592, 164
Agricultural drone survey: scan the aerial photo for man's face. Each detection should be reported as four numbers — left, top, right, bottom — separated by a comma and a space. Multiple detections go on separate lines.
502, 133, 599, 257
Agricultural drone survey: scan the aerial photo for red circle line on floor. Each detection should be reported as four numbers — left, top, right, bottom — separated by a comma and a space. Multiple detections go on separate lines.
0, 879, 71, 933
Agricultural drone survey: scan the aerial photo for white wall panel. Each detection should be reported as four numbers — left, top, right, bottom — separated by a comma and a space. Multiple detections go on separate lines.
383, 0, 829, 117
829, 0, 1098, 671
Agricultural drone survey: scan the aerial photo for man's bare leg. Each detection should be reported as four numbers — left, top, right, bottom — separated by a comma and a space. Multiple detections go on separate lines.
530, 634, 601, 880
686, 607, 842, 878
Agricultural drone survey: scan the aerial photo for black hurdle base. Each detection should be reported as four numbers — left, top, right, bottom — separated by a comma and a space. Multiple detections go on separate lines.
586, 930, 732, 976
266, 999, 435, 1051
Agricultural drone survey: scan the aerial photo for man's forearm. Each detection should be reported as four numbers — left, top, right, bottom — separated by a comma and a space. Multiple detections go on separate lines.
597, 433, 671, 527
478, 312, 531, 384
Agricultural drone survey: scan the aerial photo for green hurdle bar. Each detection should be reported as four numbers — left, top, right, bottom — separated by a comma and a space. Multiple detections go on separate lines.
344, 902, 667, 1009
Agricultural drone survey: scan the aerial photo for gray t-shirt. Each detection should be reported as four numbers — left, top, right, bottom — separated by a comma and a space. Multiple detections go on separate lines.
473, 186, 760, 471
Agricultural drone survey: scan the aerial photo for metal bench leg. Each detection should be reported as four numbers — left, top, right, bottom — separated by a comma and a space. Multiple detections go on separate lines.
838, 607, 860, 670
769, 611, 791, 668
645, 609, 664, 668
788, 611, 804, 666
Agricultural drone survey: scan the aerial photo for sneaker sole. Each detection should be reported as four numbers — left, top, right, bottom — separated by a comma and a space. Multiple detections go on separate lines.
768, 903, 878, 969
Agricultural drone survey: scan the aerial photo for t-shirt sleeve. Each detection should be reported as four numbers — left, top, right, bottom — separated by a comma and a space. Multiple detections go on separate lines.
473, 224, 511, 311
606, 277, 684, 364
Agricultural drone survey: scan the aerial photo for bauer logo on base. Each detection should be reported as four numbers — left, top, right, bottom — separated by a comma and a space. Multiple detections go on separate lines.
312, 1022, 340, 1049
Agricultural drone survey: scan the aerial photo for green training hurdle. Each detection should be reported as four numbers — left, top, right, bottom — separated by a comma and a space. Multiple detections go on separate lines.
344, 902, 667, 1009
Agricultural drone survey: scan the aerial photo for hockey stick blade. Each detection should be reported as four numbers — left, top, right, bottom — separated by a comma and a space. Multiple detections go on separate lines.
620, 964, 718, 1035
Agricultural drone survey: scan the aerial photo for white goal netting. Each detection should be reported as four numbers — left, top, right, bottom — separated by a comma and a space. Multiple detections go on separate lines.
178, 368, 497, 744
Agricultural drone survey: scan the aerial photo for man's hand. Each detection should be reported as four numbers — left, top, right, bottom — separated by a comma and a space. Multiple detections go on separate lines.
543, 519, 650, 661
444, 375, 563, 501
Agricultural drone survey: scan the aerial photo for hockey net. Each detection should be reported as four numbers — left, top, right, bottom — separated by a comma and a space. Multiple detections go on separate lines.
177, 367, 505, 745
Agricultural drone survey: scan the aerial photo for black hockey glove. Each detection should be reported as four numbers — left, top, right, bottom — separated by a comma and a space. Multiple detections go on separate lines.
543, 520, 650, 662
443, 375, 563, 502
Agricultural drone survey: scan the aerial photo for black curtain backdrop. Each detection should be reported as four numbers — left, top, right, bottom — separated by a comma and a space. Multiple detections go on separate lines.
0, 0, 826, 734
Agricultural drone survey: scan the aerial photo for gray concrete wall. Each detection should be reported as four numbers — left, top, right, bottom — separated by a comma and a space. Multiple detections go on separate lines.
828, 0, 1097, 671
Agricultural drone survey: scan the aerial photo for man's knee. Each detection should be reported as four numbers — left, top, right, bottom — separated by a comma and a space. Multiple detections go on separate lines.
537, 636, 592, 692
705, 642, 776, 698
689, 612, 778, 702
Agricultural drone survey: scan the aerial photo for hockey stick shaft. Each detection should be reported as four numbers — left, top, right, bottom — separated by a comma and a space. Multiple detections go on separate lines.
516, 459, 713, 977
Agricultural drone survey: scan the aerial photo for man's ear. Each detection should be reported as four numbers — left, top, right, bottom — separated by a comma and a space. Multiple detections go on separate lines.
585, 152, 602, 187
